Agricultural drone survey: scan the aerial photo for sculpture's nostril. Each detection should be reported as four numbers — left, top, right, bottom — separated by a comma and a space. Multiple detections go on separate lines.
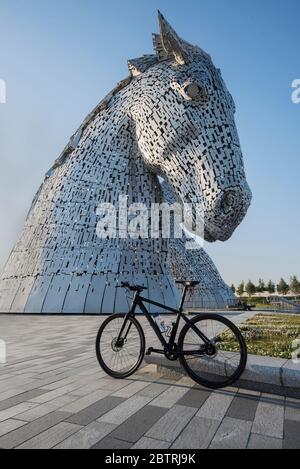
221, 192, 235, 214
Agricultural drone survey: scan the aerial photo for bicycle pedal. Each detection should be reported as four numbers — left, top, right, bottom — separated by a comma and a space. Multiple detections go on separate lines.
146, 347, 154, 356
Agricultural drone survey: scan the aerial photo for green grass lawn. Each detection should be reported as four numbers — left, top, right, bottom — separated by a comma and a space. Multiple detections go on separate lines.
250, 303, 275, 310
220, 314, 300, 359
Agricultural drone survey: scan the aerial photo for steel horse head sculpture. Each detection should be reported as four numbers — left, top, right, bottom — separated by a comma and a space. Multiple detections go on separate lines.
130, 13, 252, 242
0, 12, 251, 314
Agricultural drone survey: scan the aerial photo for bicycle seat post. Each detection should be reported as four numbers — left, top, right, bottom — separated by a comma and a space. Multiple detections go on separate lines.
132, 289, 141, 307
178, 284, 188, 312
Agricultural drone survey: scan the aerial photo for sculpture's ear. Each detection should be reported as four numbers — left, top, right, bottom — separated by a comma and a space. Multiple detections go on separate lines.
156, 11, 188, 65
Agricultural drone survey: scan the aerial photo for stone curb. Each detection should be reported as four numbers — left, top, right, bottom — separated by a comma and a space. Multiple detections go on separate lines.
145, 354, 300, 398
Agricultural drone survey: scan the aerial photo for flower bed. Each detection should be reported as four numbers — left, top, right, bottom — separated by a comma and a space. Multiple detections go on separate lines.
220, 313, 300, 359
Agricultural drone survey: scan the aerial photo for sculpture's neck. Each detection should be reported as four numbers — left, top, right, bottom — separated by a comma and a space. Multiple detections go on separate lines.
79, 102, 163, 209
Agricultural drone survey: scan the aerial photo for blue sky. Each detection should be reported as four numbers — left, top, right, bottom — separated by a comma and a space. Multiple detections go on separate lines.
0, 0, 299, 286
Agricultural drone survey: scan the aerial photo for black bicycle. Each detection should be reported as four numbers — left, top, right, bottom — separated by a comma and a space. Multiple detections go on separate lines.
95, 281, 247, 389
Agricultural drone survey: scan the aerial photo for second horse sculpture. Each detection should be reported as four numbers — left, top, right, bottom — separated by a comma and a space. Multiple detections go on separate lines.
0, 12, 252, 314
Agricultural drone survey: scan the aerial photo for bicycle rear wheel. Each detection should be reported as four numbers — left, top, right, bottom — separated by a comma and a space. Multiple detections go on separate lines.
178, 314, 247, 389
95, 314, 145, 379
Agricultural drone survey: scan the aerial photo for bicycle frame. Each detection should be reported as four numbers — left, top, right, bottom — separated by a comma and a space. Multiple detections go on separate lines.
116, 287, 212, 357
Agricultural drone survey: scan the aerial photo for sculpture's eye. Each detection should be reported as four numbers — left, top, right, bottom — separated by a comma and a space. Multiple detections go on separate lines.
183, 82, 208, 103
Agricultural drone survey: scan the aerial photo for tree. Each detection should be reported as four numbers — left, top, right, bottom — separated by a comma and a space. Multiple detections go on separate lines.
277, 278, 289, 296
236, 281, 245, 297
290, 276, 300, 295
231, 284, 236, 294
256, 278, 266, 293
245, 281, 256, 297
267, 280, 275, 294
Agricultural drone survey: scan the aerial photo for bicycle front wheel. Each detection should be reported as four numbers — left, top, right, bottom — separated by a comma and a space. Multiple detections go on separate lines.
95, 314, 145, 379
178, 314, 247, 389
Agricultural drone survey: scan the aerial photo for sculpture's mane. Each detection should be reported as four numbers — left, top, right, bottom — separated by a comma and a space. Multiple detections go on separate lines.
47, 12, 212, 176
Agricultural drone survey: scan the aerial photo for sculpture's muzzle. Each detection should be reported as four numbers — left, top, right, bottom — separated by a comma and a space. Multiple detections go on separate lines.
203, 183, 252, 242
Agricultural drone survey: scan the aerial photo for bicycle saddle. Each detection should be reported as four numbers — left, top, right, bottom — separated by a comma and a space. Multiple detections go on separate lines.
176, 280, 200, 287
120, 282, 147, 292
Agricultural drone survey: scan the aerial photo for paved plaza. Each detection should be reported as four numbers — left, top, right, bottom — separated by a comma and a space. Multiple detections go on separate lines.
0, 314, 300, 449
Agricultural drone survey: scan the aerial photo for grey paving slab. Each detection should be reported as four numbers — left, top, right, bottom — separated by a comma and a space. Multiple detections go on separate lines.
285, 398, 300, 422
209, 417, 252, 449
0, 376, 36, 393
247, 434, 283, 449
150, 382, 190, 409
146, 405, 197, 443
66, 396, 125, 426
40, 376, 86, 391
132, 437, 170, 449
176, 387, 211, 409
137, 382, 169, 398
55, 421, 117, 449
171, 416, 220, 449
13, 404, 61, 423
98, 395, 153, 425
197, 390, 236, 421
69, 380, 109, 397
0, 419, 27, 437
156, 374, 185, 386
112, 380, 151, 398
17, 422, 82, 449
0, 389, 49, 412
0, 401, 38, 422
92, 436, 132, 449
28, 382, 84, 404
59, 389, 111, 413
110, 405, 168, 443
0, 411, 72, 449
226, 392, 260, 421
252, 394, 285, 439
15, 394, 78, 422
283, 420, 300, 449
95, 377, 134, 392
0, 387, 35, 402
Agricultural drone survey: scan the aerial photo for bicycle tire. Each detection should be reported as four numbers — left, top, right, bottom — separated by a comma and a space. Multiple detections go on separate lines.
178, 314, 247, 389
95, 314, 145, 379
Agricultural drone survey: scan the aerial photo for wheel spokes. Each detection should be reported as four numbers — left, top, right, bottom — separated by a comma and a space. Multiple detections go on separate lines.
182, 319, 244, 384
98, 317, 142, 374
